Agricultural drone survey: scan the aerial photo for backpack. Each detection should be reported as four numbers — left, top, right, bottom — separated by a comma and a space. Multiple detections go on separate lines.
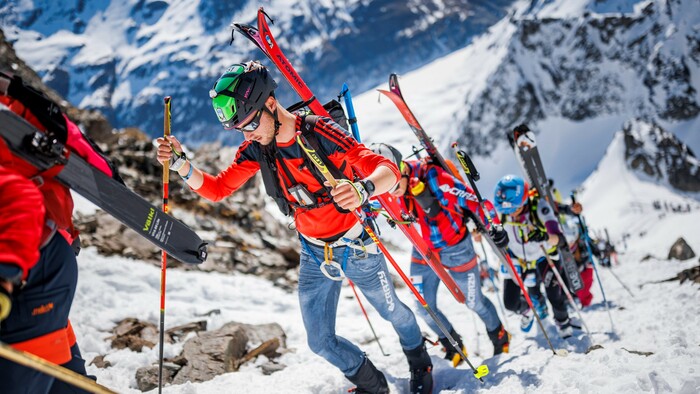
258, 100, 351, 216
0, 71, 123, 243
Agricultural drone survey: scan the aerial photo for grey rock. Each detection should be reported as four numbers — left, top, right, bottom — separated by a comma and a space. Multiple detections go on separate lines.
135, 363, 180, 392
668, 238, 696, 261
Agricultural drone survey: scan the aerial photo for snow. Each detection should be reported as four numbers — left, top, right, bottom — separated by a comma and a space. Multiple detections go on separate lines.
69, 127, 700, 392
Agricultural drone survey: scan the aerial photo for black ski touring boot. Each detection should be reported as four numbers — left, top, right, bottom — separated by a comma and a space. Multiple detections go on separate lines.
404, 342, 433, 394
346, 357, 389, 394
487, 324, 511, 356
438, 328, 468, 367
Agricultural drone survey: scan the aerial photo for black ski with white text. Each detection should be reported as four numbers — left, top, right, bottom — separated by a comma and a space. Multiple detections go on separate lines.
0, 106, 207, 266
507, 125, 583, 292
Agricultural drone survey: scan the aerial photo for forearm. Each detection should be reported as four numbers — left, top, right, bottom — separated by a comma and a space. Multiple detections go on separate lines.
175, 160, 204, 190
365, 164, 399, 196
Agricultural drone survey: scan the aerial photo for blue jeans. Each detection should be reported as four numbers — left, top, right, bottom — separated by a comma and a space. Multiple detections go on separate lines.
299, 238, 423, 376
411, 235, 501, 336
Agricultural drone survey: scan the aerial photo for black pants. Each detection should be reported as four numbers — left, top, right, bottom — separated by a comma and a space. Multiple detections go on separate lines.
502, 260, 569, 323
0, 234, 92, 394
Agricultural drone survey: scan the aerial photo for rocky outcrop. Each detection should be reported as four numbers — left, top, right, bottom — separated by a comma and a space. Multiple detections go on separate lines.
667, 238, 696, 261
120, 319, 288, 391
623, 120, 700, 192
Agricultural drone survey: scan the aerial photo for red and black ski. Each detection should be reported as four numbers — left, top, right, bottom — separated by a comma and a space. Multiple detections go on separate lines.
378, 74, 465, 181
232, 8, 466, 304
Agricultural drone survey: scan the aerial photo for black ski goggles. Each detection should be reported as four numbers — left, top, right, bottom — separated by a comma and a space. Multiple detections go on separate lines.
236, 108, 264, 133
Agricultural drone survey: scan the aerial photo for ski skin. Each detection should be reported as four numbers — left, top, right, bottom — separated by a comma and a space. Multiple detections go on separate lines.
232, 8, 466, 304
509, 127, 583, 292
0, 107, 207, 266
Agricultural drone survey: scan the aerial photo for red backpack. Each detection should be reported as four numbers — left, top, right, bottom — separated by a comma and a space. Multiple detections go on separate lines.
0, 72, 121, 244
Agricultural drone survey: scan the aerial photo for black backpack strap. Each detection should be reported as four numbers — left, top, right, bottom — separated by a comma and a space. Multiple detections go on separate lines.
258, 143, 292, 216
300, 115, 351, 213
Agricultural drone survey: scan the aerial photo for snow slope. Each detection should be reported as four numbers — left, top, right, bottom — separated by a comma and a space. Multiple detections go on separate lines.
69, 130, 700, 392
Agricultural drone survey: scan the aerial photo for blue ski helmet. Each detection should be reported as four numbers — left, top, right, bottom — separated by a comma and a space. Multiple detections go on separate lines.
494, 175, 529, 214
210, 61, 277, 130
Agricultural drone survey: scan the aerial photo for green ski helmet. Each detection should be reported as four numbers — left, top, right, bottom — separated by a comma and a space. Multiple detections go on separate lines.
210, 61, 278, 130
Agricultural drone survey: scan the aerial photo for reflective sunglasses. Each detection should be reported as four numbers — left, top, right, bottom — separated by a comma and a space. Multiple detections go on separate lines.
237, 108, 264, 132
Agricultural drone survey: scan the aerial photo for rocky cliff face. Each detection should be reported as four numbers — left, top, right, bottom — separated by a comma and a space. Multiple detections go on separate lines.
623, 119, 700, 192
455, 0, 700, 156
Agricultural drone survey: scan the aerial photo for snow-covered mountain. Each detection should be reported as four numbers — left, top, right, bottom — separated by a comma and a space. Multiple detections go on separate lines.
453, 0, 700, 154
354, 0, 700, 196
578, 118, 700, 249
621, 119, 700, 192
0, 0, 515, 143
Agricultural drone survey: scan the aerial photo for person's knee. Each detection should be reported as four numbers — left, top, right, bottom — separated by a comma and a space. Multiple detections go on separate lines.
307, 333, 335, 357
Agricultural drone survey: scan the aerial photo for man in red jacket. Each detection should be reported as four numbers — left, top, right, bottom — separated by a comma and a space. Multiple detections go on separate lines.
156, 61, 433, 394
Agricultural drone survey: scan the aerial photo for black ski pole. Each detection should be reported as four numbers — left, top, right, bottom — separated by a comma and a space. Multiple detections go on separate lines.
570, 193, 616, 335
539, 245, 591, 338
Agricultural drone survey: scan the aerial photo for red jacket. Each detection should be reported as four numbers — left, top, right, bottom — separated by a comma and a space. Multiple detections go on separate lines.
0, 95, 114, 245
0, 166, 45, 279
400, 159, 489, 250
196, 115, 400, 240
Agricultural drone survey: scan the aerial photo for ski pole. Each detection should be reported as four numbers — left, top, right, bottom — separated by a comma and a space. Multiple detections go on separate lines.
571, 193, 616, 335
296, 132, 488, 382
158, 96, 171, 393
348, 282, 389, 356
452, 144, 566, 356
606, 266, 635, 298
539, 246, 591, 337
603, 228, 634, 296
0, 341, 117, 394
339, 84, 361, 142
480, 241, 509, 333
339, 83, 389, 356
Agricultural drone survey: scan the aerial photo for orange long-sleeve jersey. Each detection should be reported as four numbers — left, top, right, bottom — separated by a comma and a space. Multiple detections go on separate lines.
195, 115, 399, 240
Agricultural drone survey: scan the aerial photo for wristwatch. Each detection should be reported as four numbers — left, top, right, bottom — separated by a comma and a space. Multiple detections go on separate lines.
360, 179, 376, 197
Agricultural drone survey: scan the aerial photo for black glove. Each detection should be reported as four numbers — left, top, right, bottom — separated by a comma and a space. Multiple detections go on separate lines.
527, 228, 549, 243
489, 225, 509, 249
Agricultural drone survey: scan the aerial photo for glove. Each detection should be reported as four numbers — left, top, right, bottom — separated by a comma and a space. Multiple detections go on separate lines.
527, 228, 549, 243
489, 225, 509, 249
0, 284, 11, 323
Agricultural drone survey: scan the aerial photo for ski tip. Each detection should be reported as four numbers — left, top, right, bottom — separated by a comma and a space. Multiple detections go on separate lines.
163, 96, 171, 103
451, 142, 458, 148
